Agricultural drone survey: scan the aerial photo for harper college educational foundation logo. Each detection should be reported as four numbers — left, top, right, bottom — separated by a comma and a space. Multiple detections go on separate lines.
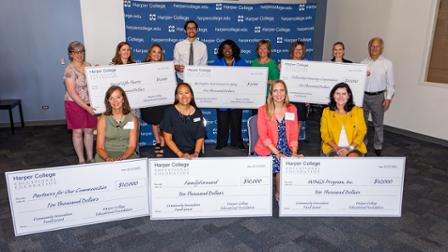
149, 14, 156, 21
277, 37, 283, 44
168, 25, 176, 32
254, 26, 261, 33
237, 15, 244, 22
216, 3, 222, 10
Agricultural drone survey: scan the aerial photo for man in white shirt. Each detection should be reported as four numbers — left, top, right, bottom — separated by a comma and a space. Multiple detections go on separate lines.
173, 20, 208, 81
361, 37, 395, 156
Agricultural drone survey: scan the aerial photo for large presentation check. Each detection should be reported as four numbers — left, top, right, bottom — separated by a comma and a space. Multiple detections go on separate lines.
149, 157, 272, 220
86, 61, 177, 113
280, 60, 367, 105
5, 159, 149, 236
280, 157, 406, 217
183, 65, 268, 109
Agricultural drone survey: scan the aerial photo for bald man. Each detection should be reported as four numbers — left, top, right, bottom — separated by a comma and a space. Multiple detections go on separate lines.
361, 37, 395, 156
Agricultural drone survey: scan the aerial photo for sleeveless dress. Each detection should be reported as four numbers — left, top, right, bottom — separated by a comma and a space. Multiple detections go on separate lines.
94, 113, 137, 162
270, 118, 292, 173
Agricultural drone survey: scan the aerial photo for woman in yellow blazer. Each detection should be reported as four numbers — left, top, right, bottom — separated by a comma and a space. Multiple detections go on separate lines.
321, 82, 367, 156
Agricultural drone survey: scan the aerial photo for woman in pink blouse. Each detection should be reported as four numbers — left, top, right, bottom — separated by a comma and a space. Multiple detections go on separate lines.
255, 80, 302, 201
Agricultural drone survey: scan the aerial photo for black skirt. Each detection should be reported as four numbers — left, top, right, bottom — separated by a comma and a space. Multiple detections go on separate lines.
140, 105, 170, 125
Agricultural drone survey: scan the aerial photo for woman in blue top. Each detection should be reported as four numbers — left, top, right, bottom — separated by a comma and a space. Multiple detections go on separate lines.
211, 39, 247, 149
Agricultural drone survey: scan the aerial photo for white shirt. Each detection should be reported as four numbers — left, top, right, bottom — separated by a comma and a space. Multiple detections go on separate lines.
338, 125, 349, 147
173, 38, 208, 80
361, 55, 395, 99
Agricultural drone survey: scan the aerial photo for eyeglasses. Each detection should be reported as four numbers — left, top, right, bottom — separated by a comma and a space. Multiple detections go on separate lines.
70, 50, 85, 54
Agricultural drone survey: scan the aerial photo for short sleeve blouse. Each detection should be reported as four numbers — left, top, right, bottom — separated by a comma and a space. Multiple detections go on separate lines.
64, 62, 92, 103
160, 105, 206, 154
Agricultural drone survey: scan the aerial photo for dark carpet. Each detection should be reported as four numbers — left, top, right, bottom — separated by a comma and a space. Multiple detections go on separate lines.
1, 113, 447, 252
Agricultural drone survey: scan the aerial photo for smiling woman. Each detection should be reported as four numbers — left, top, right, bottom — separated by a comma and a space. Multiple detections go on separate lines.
159, 83, 206, 159
320, 82, 367, 157
94, 86, 138, 162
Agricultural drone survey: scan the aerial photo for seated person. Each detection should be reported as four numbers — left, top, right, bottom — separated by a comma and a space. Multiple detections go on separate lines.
320, 82, 367, 157
255, 80, 302, 201
95, 86, 138, 162
160, 83, 205, 159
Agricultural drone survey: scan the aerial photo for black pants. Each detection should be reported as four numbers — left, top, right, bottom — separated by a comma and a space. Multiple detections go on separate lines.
216, 109, 244, 147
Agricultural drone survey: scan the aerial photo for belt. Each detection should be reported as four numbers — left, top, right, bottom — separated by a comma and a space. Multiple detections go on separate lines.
364, 90, 385, 96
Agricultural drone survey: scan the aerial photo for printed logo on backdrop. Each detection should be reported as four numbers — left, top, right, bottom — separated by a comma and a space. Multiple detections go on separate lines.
124, 1, 316, 144
124, 1, 316, 62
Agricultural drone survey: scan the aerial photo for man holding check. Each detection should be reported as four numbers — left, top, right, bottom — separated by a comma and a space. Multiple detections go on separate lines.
173, 20, 208, 82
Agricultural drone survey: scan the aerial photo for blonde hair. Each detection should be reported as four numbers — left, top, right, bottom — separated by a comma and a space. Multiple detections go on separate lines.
266, 80, 290, 120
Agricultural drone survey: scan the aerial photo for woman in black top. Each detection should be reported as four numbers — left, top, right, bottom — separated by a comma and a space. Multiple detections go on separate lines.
160, 83, 205, 159
331, 41, 353, 63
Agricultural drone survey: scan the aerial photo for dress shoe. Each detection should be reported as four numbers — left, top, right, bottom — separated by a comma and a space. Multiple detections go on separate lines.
215, 145, 225, 150
375, 149, 382, 156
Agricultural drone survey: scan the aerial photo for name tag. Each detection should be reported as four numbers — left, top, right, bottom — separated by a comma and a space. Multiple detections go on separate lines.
285, 112, 295, 121
123, 121, 134, 130
193, 117, 201, 123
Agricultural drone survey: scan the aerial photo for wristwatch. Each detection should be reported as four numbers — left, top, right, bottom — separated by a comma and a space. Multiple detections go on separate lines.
348, 145, 355, 151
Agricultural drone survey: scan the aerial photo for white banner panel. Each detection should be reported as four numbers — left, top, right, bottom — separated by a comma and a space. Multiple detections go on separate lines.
183, 65, 268, 109
86, 61, 177, 113
5, 159, 149, 236
280, 60, 367, 105
280, 157, 406, 217
149, 157, 272, 220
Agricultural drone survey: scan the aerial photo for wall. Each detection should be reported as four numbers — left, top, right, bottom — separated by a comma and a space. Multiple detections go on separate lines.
0, 0, 84, 124
324, 0, 448, 141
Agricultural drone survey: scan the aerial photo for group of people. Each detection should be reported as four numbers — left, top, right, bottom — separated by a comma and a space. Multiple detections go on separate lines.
63, 20, 395, 200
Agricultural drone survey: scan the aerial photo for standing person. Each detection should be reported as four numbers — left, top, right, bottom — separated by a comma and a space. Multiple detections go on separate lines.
211, 39, 247, 150
320, 83, 367, 157
331, 41, 353, 63
63, 41, 97, 164
255, 80, 302, 202
160, 83, 205, 159
251, 39, 279, 97
111, 41, 136, 65
361, 37, 395, 156
287, 40, 308, 130
173, 20, 208, 82
95, 86, 138, 162
140, 44, 170, 157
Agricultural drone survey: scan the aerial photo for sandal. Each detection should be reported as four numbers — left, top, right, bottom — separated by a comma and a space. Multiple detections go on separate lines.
154, 143, 164, 158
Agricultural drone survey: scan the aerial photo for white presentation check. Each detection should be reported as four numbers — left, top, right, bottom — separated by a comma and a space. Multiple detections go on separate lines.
280, 157, 406, 217
280, 60, 367, 105
149, 157, 272, 220
5, 159, 149, 236
183, 65, 268, 109
86, 61, 177, 113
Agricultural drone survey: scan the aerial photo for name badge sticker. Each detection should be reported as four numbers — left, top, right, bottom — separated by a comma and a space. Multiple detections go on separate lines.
123, 121, 134, 129
193, 117, 201, 123
285, 112, 295, 121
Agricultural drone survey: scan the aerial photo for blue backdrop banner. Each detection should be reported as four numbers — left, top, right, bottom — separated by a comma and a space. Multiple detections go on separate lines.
124, 1, 316, 145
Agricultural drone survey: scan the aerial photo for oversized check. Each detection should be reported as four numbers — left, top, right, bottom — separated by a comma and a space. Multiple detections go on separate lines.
86, 61, 176, 113
5, 159, 149, 236
280, 60, 367, 105
280, 157, 406, 217
149, 157, 272, 220
183, 65, 268, 109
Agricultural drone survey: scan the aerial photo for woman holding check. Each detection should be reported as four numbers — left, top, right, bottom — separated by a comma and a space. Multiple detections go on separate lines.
211, 39, 247, 150
160, 83, 205, 159
95, 86, 139, 162
255, 80, 302, 201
